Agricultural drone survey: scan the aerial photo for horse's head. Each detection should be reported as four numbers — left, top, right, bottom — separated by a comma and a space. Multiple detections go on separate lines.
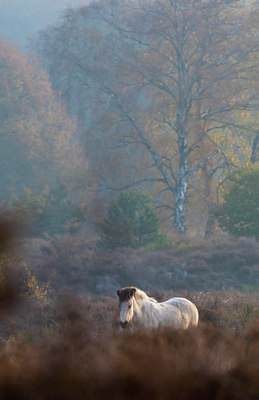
117, 287, 136, 328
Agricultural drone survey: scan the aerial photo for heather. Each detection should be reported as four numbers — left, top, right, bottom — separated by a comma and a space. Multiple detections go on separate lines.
0, 232, 258, 399
0, 289, 258, 400
0, 0, 258, 398
18, 235, 259, 295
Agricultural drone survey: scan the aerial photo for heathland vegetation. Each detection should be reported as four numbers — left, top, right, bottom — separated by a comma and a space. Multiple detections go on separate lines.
0, 218, 258, 399
0, 1, 258, 398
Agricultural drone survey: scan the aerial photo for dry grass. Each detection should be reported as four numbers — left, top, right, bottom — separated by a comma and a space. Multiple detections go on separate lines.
0, 286, 258, 399
1, 227, 258, 399
18, 235, 259, 294
0, 313, 258, 399
0, 289, 258, 340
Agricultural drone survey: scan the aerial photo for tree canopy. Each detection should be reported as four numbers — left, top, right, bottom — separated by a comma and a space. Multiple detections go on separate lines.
35, 0, 258, 235
0, 39, 83, 196
0, 39, 88, 235
213, 166, 259, 240
99, 190, 160, 248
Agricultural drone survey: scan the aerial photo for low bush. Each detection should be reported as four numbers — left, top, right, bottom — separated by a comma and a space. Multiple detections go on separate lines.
146, 232, 174, 250
0, 300, 258, 400
0, 266, 258, 400
13, 235, 259, 295
1, 221, 258, 399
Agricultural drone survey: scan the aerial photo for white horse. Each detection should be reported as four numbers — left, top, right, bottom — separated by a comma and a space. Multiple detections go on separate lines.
117, 287, 199, 331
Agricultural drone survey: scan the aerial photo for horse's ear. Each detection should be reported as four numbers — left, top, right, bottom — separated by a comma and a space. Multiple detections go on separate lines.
130, 288, 137, 297
117, 290, 121, 297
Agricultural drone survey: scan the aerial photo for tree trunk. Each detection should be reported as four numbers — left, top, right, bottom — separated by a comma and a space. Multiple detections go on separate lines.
174, 132, 188, 234
251, 132, 259, 164
174, 183, 187, 234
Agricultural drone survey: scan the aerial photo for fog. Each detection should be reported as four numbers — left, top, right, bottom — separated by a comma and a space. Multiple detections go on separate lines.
0, 3, 258, 397
0, 0, 88, 49
0, 0, 258, 240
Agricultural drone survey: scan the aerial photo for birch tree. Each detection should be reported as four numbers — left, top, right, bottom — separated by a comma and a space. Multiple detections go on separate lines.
37, 0, 258, 234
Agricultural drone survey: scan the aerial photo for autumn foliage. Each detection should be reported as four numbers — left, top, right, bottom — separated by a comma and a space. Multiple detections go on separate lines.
0, 1, 258, 396
35, 0, 258, 234
0, 39, 88, 235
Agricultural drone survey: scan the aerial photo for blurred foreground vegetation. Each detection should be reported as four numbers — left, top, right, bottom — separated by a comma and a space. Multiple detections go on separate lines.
0, 0, 258, 396
0, 220, 258, 399
0, 287, 258, 400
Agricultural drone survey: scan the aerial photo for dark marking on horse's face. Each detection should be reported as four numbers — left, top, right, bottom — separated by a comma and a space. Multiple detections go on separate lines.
118, 288, 136, 328
120, 321, 129, 328
117, 287, 136, 302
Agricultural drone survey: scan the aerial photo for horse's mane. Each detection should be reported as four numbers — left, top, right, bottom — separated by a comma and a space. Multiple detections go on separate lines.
118, 287, 157, 303
118, 286, 199, 330
135, 288, 157, 303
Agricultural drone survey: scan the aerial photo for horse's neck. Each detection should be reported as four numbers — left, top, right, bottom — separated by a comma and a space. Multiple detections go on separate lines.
133, 296, 157, 325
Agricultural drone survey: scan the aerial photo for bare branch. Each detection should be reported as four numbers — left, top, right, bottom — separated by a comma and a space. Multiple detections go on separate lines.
187, 150, 219, 178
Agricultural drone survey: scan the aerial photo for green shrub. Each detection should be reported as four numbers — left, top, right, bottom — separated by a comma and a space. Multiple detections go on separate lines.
146, 232, 174, 250
99, 190, 160, 248
213, 166, 259, 240
0, 180, 85, 236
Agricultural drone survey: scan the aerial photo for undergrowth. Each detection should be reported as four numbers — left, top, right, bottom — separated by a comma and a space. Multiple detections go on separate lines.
18, 235, 259, 294
0, 228, 258, 399
0, 292, 258, 400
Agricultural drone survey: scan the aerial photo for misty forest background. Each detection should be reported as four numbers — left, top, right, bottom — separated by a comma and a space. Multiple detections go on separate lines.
0, 2, 258, 399
0, 0, 258, 303
0, 0, 258, 297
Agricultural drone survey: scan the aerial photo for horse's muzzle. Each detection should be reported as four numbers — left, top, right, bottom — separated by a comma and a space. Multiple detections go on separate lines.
120, 321, 128, 328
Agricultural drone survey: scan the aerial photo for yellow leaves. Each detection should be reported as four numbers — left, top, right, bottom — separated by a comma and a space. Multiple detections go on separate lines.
0, 38, 84, 200
240, 110, 251, 120
211, 124, 251, 168
152, 122, 165, 136
23, 264, 49, 301
212, 132, 226, 146
0, 39, 76, 160
229, 152, 240, 166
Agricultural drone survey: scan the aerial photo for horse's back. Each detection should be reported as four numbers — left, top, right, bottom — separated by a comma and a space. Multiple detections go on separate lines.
161, 297, 199, 327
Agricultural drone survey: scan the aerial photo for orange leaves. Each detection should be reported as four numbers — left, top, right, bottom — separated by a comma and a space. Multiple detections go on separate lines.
23, 263, 49, 301
0, 38, 86, 204
0, 39, 76, 161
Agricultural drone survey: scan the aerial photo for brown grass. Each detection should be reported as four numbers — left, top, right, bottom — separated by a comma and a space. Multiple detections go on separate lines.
0, 313, 258, 399
1, 229, 258, 399
18, 235, 259, 294
0, 285, 258, 399
0, 288, 258, 340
